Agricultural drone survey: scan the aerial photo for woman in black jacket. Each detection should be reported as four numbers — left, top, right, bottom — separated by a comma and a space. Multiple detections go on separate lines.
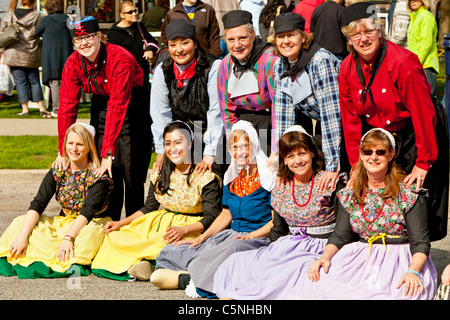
35, 0, 73, 118
107, 0, 159, 81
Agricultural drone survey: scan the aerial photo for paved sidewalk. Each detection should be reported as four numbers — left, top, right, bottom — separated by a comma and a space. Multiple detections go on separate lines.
0, 118, 89, 136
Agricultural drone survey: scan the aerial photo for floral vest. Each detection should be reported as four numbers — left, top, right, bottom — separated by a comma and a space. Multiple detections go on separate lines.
336, 184, 421, 240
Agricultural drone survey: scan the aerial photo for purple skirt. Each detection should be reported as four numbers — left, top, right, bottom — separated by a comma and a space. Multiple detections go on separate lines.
287, 242, 437, 300
213, 235, 328, 300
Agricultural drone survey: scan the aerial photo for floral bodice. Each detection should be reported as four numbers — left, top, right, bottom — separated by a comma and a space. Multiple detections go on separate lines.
271, 171, 345, 230
53, 166, 112, 217
150, 170, 218, 214
337, 184, 421, 240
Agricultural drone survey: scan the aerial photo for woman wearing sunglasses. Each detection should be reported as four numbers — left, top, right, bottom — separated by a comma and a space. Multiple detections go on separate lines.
288, 128, 437, 300
108, 1, 159, 79
338, 2, 447, 242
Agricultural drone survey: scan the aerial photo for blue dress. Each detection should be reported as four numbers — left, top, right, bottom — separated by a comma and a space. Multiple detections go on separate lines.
154, 183, 272, 297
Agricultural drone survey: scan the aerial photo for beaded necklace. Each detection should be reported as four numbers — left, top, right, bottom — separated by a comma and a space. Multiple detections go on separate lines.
292, 172, 314, 207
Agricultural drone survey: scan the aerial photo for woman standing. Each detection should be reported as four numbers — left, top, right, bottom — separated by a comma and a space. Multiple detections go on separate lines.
160, 0, 221, 58
0, 0, 49, 116
107, 1, 159, 81
35, 0, 74, 118
150, 19, 224, 174
406, 0, 439, 95
0, 123, 113, 278
91, 121, 221, 281
218, 10, 277, 154
338, 2, 447, 241
213, 125, 346, 300
289, 129, 437, 300
270, 12, 343, 191
57, 16, 149, 222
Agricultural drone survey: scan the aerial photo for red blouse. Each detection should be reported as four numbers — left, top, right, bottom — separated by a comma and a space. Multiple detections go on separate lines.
58, 43, 143, 158
339, 41, 437, 171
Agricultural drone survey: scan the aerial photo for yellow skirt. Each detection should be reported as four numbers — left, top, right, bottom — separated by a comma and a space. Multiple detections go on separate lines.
91, 209, 202, 275
0, 214, 111, 274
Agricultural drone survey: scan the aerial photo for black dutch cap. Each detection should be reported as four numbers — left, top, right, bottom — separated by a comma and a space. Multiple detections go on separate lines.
69, 16, 100, 38
165, 19, 196, 40
222, 10, 253, 29
274, 12, 305, 34
342, 2, 379, 27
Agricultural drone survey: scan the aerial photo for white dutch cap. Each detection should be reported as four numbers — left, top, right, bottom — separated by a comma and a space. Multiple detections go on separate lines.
283, 125, 313, 139
68, 122, 96, 139
224, 120, 275, 192
361, 128, 396, 150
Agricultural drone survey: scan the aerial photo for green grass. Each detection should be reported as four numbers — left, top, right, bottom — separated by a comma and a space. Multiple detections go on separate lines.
0, 136, 58, 169
0, 135, 158, 169
0, 92, 91, 118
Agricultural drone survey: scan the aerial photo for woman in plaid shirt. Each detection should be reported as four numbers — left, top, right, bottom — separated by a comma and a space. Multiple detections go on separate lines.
271, 12, 343, 191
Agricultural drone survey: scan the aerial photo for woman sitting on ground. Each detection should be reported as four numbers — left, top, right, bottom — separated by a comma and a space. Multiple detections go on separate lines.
0, 123, 113, 278
91, 121, 222, 281
288, 128, 437, 299
213, 125, 346, 299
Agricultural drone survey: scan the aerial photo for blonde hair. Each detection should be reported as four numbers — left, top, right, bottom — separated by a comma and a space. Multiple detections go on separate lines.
341, 17, 385, 56
225, 23, 255, 38
119, 0, 134, 14
62, 124, 101, 169
407, 0, 428, 11
351, 130, 405, 204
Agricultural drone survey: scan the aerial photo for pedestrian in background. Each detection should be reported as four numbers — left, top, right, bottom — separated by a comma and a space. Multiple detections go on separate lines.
0, 0, 49, 117
35, 0, 73, 119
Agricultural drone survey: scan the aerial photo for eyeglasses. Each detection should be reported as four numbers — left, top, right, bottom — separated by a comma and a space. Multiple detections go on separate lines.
232, 144, 250, 152
361, 149, 387, 156
123, 9, 137, 14
350, 28, 377, 41
73, 33, 96, 44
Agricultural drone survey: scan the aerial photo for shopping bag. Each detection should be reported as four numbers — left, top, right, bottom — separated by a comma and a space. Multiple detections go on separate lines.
0, 55, 15, 96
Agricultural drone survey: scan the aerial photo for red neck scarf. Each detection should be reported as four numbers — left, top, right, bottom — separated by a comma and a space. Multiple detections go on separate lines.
173, 59, 197, 87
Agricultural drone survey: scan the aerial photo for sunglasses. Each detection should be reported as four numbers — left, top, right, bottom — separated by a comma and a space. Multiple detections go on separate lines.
361, 149, 387, 156
123, 9, 137, 14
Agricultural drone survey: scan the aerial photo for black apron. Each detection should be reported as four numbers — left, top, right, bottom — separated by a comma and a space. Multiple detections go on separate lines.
90, 81, 152, 220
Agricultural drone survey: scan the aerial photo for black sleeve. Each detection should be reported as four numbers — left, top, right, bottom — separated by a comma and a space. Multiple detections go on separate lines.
326, 200, 358, 249
198, 178, 222, 230
269, 210, 290, 242
28, 169, 56, 214
79, 180, 112, 222
405, 195, 431, 256
140, 181, 161, 214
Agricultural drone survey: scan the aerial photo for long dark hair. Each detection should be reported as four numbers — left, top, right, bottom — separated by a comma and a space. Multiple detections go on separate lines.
153, 121, 195, 195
